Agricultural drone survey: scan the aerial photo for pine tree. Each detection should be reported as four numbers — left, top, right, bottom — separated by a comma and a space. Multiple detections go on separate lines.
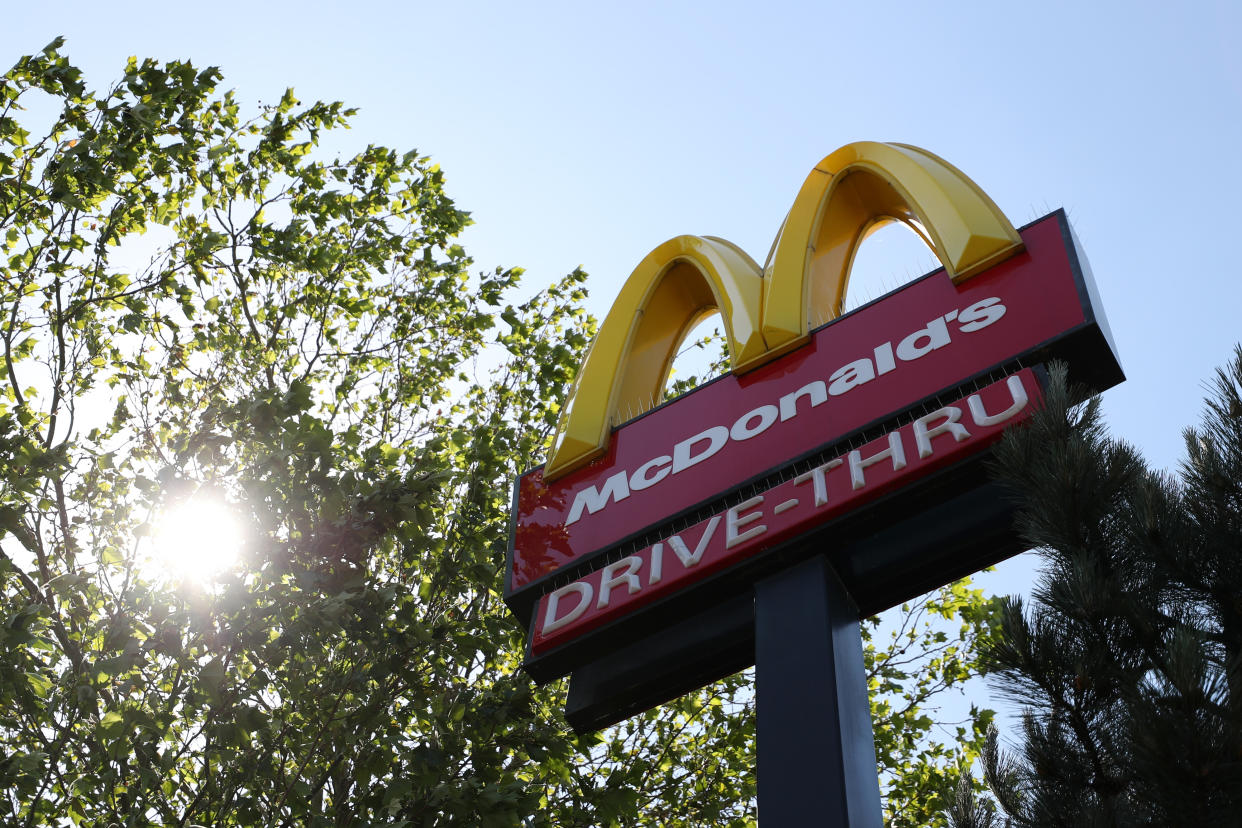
948, 352, 1242, 827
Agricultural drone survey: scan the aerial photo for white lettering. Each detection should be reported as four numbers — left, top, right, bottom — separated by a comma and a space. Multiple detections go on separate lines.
542, 582, 593, 635
668, 516, 722, 567
672, 426, 729, 474
848, 432, 907, 490
968, 375, 1029, 427
956, 297, 1006, 332
565, 470, 631, 526
793, 458, 843, 506
597, 556, 643, 608
896, 317, 951, 361
913, 406, 971, 459
828, 358, 876, 396
726, 496, 766, 549
631, 455, 672, 490
874, 341, 896, 375
649, 543, 663, 585
560, 298, 1015, 523
731, 405, 778, 441
779, 381, 827, 421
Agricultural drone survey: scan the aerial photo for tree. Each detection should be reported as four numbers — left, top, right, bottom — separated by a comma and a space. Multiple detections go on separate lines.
867, 580, 1000, 827
0, 39, 995, 825
947, 355, 1242, 827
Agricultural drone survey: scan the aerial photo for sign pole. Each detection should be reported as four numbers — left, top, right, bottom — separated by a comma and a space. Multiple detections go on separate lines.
755, 554, 883, 827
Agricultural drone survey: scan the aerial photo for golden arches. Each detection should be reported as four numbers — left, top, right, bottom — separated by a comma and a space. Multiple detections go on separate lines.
544, 235, 765, 479
761, 142, 1023, 351
542, 142, 1024, 482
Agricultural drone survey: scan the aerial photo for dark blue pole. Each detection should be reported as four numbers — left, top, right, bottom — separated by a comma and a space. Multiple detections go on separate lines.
754, 554, 883, 827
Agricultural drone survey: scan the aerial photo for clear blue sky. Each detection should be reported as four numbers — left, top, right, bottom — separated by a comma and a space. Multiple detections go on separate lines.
8, 0, 1239, 469
7, 0, 1241, 722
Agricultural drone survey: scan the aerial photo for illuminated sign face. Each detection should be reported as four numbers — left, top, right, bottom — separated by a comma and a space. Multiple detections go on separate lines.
505, 143, 1121, 688
531, 369, 1040, 655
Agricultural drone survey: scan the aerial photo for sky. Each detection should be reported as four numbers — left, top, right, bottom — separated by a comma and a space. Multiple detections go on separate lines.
7, 0, 1242, 731
7, 1, 1239, 468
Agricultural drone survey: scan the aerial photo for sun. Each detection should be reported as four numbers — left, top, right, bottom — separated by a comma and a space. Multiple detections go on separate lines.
150, 496, 245, 582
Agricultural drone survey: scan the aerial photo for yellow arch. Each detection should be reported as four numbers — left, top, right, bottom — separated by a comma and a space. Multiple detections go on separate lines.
542, 142, 1024, 482
761, 142, 1023, 350
544, 235, 766, 479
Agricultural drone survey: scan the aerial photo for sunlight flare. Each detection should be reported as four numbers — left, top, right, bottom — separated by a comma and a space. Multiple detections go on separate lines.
150, 496, 244, 581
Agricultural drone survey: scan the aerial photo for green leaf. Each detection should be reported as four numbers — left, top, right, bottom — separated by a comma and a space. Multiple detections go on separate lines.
24, 672, 53, 695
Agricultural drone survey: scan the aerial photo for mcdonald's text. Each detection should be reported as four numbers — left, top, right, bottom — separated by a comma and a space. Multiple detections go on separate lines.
563, 296, 1006, 527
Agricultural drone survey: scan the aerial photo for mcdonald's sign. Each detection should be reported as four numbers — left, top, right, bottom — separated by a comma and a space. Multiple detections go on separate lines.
505, 143, 1121, 714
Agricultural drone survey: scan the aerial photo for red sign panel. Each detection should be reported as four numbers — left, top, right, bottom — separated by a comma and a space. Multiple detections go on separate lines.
529, 369, 1041, 655
509, 213, 1091, 599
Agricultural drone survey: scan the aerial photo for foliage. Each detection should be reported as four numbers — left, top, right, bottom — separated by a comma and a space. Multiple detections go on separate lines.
869, 580, 999, 827
0, 39, 996, 826
948, 357, 1242, 826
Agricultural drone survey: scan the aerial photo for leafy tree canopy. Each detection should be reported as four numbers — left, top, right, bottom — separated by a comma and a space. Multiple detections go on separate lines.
0, 39, 997, 825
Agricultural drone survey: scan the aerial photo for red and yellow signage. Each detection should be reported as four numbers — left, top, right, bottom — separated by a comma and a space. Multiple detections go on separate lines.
506, 143, 1121, 684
